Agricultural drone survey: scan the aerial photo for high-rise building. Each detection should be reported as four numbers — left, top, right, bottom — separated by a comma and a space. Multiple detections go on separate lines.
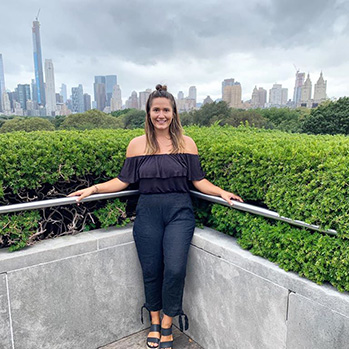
293, 71, 305, 105
56, 93, 63, 104
189, 86, 197, 102
269, 84, 288, 106
105, 75, 117, 107
31, 79, 37, 105
71, 84, 84, 113
177, 91, 184, 100
45, 59, 56, 115
223, 79, 242, 109
94, 76, 106, 111
83, 93, 91, 111
32, 20, 46, 106
0, 54, 5, 112
110, 85, 122, 111
251, 87, 267, 108
139, 89, 152, 110
222, 78, 235, 96
300, 74, 312, 107
126, 91, 139, 109
203, 96, 213, 105
60, 84, 67, 103
15, 84, 31, 110
313, 72, 327, 106
1, 91, 11, 114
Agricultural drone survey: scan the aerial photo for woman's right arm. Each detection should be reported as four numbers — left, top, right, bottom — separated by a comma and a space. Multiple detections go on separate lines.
68, 178, 129, 202
68, 136, 144, 202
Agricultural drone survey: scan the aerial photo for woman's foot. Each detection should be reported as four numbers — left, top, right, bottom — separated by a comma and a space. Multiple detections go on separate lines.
147, 311, 161, 348
160, 315, 173, 349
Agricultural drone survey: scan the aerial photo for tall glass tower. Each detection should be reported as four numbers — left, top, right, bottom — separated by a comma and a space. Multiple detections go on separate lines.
0, 54, 5, 112
32, 20, 46, 106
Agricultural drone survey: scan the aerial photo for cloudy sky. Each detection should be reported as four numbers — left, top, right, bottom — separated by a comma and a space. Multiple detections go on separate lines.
1, 0, 348, 103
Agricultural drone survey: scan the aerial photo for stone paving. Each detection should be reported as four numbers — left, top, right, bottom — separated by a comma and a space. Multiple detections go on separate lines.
99, 326, 203, 349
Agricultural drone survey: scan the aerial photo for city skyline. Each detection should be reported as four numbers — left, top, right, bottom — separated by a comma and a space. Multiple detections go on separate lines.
0, 0, 348, 103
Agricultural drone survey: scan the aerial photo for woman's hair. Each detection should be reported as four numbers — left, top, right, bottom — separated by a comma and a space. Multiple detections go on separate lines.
145, 84, 185, 154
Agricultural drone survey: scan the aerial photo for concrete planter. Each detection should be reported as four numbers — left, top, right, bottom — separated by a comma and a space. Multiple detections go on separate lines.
0, 225, 348, 349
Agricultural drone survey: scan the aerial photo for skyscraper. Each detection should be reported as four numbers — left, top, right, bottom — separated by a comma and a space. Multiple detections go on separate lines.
83, 93, 91, 111
189, 86, 197, 102
251, 86, 267, 108
313, 72, 327, 105
139, 89, 152, 110
222, 79, 242, 109
45, 59, 56, 115
300, 74, 312, 107
110, 85, 122, 111
105, 75, 117, 107
0, 54, 5, 112
269, 84, 288, 106
293, 71, 305, 105
94, 76, 106, 111
72, 84, 84, 113
60, 84, 67, 103
32, 20, 46, 106
15, 84, 31, 110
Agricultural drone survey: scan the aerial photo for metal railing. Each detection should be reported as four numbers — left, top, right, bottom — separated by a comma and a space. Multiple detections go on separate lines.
0, 190, 338, 236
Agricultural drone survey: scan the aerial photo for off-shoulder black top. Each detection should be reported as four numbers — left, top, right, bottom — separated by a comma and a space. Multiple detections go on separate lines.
117, 153, 205, 194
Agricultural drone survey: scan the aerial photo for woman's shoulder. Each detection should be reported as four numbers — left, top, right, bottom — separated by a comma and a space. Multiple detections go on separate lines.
183, 135, 198, 155
126, 135, 146, 157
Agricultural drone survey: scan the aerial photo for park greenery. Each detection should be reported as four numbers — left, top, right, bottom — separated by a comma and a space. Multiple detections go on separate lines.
0, 126, 349, 293
0, 96, 348, 135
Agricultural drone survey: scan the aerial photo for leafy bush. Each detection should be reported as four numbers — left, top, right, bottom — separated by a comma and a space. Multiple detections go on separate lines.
0, 211, 40, 251
1, 126, 349, 291
90, 199, 130, 229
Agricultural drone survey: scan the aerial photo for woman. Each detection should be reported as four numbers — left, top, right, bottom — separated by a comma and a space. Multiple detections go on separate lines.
69, 85, 243, 349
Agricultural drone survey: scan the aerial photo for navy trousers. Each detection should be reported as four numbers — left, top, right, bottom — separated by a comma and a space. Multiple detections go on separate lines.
133, 193, 196, 319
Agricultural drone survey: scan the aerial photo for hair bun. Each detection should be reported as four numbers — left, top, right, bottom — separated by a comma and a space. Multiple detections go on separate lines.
155, 84, 167, 92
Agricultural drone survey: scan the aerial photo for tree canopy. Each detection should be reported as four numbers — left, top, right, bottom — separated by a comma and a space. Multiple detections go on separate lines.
301, 97, 349, 135
59, 109, 122, 130
0, 117, 55, 133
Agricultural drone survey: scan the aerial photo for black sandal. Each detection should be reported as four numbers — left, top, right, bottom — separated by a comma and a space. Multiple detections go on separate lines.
160, 325, 173, 349
147, 323, 161, 348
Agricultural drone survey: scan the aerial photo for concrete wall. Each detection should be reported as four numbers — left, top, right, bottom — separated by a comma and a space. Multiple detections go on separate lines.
0, 225, 348, 349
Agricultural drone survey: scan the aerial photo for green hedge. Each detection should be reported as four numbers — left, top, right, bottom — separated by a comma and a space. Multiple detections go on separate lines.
0, 127, 348, 291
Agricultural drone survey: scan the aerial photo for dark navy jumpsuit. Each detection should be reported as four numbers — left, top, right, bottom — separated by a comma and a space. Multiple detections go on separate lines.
117, 153, 205, 331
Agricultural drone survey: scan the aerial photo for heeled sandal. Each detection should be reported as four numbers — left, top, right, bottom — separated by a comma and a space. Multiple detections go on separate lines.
160, 325, 173, 349
147, 323, 161, 348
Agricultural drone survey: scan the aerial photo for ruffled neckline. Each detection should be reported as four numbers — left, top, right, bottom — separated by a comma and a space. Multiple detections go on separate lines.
126, 153, 199, 159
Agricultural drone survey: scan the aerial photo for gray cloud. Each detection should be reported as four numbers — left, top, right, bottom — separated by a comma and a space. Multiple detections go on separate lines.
0, 0, 348, 100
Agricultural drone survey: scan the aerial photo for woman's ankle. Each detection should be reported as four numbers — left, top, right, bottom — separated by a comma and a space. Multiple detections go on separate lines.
150, 310, 161, 324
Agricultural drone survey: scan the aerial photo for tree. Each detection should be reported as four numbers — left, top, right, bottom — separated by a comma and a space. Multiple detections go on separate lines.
122, 109, 146, 129
52, 115, 66, 129
0, 117, 55, 133
192, 101, 231, 126
179, 111, 195, 126
258, 107, 303, 133
59, 109, 122, 130
221, 109, 267, 128
301, 97, 349, 135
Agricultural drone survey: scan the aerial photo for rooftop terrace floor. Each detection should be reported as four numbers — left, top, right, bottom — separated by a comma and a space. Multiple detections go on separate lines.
100, 326, 203, 349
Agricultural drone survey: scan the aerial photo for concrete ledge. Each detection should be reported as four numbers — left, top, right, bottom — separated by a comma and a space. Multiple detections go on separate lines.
0, 225, 348, 349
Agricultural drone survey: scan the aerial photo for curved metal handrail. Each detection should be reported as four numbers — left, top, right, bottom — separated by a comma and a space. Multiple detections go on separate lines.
0, 190, 338, 236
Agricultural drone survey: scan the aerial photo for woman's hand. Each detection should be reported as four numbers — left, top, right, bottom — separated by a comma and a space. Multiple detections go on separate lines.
220, 190, 244, 206
67, 186, 96, 202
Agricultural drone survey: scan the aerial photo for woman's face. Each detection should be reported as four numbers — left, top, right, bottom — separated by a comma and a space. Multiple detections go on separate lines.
149, 97, 173, 132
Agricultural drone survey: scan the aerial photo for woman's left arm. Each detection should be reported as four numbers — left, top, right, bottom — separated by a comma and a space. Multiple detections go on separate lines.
192, 179, 243, 206
184, 135, 243, 205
